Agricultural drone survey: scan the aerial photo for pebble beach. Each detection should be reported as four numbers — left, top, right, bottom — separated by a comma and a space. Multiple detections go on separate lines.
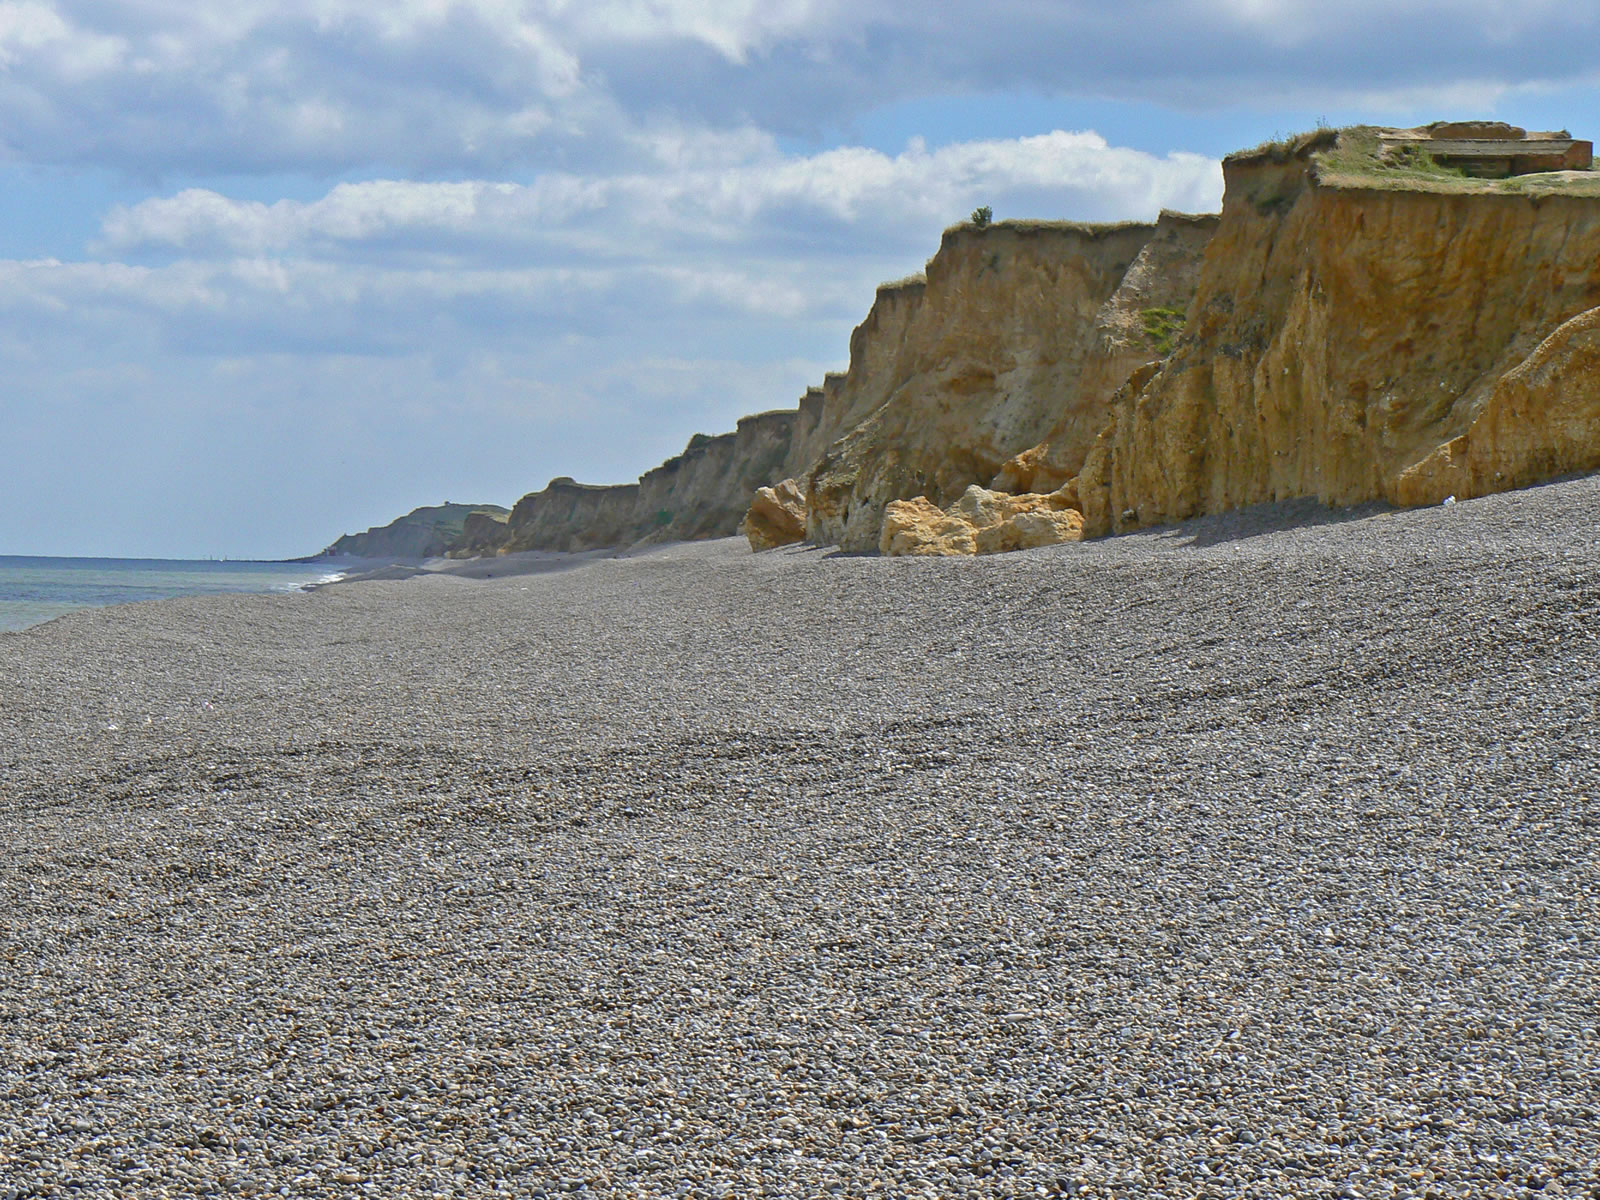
3, 479, 1599, 1199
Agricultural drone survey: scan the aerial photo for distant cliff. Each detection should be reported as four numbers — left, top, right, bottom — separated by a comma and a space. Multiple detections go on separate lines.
318, 503, 509, 561
462, 410, 801, 555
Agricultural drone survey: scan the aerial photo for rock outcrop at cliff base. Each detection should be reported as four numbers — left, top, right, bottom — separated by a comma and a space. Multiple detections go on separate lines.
880, 485, 1083, 556
744, 478, 808, 552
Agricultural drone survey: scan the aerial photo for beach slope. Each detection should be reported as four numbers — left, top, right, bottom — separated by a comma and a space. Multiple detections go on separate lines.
3, 479, 1599, 1196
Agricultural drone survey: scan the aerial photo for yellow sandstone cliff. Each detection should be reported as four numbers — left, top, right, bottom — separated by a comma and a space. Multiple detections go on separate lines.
635, 410, 797, 544
992, 211, 1219, 496
1075, 127, 1600, 536
499, 478, 644, 554
417, 120, 1600, 566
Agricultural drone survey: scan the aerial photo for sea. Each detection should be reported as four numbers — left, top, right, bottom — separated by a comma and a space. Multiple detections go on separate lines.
0, 556, 344, 634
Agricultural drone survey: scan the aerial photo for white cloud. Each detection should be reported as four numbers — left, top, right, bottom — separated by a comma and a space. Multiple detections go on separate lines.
559, 0, 840, 62
0, 2, 69, 64
99, 131, 1222, 261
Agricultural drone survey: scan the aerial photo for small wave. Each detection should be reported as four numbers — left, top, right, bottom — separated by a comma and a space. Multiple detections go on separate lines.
269, 571, 346, 593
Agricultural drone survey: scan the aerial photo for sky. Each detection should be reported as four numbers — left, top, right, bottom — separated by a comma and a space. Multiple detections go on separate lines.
3, 1, 1598, 558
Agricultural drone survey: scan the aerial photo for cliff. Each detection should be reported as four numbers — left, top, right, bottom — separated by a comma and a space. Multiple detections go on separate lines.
318, 503, 509, 561
636, 411, 799, 544
1077, 126, 1600, 535
498, 478, 643, 554
781, 386, 829, 482
802, 218, 1211, 551
369, 122, 1600, 564
450, 509, 511, 558
471, 409, 802, 554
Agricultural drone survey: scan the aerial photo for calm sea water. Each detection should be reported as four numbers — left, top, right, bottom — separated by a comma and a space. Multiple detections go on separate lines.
0, 556, 344, 634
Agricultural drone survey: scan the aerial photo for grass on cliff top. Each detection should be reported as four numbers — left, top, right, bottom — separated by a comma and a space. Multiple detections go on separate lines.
1307, 125, 1600, 196
1230, 126, 1343, 164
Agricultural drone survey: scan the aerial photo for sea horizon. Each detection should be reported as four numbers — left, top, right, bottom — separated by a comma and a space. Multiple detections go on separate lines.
0, 554, 345, 634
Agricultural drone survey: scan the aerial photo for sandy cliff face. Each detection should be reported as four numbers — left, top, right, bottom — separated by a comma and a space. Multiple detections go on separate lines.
637, 411, 798, 544
1078, 132, 1600, 535
1391, 305, 1600, 504
779, 387, 828, 482
794, 279, 928, 483
994, 211, 1219, 495
499, 479, 643, 553
803, 220, 1169, 551
450, 510, 510, 557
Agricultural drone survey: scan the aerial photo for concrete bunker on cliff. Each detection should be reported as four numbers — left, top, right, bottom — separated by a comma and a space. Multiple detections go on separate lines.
1379, 122, 1592, 177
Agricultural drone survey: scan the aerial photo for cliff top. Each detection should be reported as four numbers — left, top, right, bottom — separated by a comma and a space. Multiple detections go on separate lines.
545, 477, 641, 494
1233, 124, 1600, 197
940, 217, 1156, 241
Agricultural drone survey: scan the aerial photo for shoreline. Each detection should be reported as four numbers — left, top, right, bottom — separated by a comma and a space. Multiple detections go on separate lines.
309, 545, 630, 586
0, 556, 350, 636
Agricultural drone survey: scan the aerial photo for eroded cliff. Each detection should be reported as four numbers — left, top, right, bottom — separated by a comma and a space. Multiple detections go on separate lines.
499, 479, 643, 554
369, 123, 1600, 565
992, 210, 1219, 495
805, 220, 1163, 551
637, 411, 798, 544
1077, 127, 1600, 535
